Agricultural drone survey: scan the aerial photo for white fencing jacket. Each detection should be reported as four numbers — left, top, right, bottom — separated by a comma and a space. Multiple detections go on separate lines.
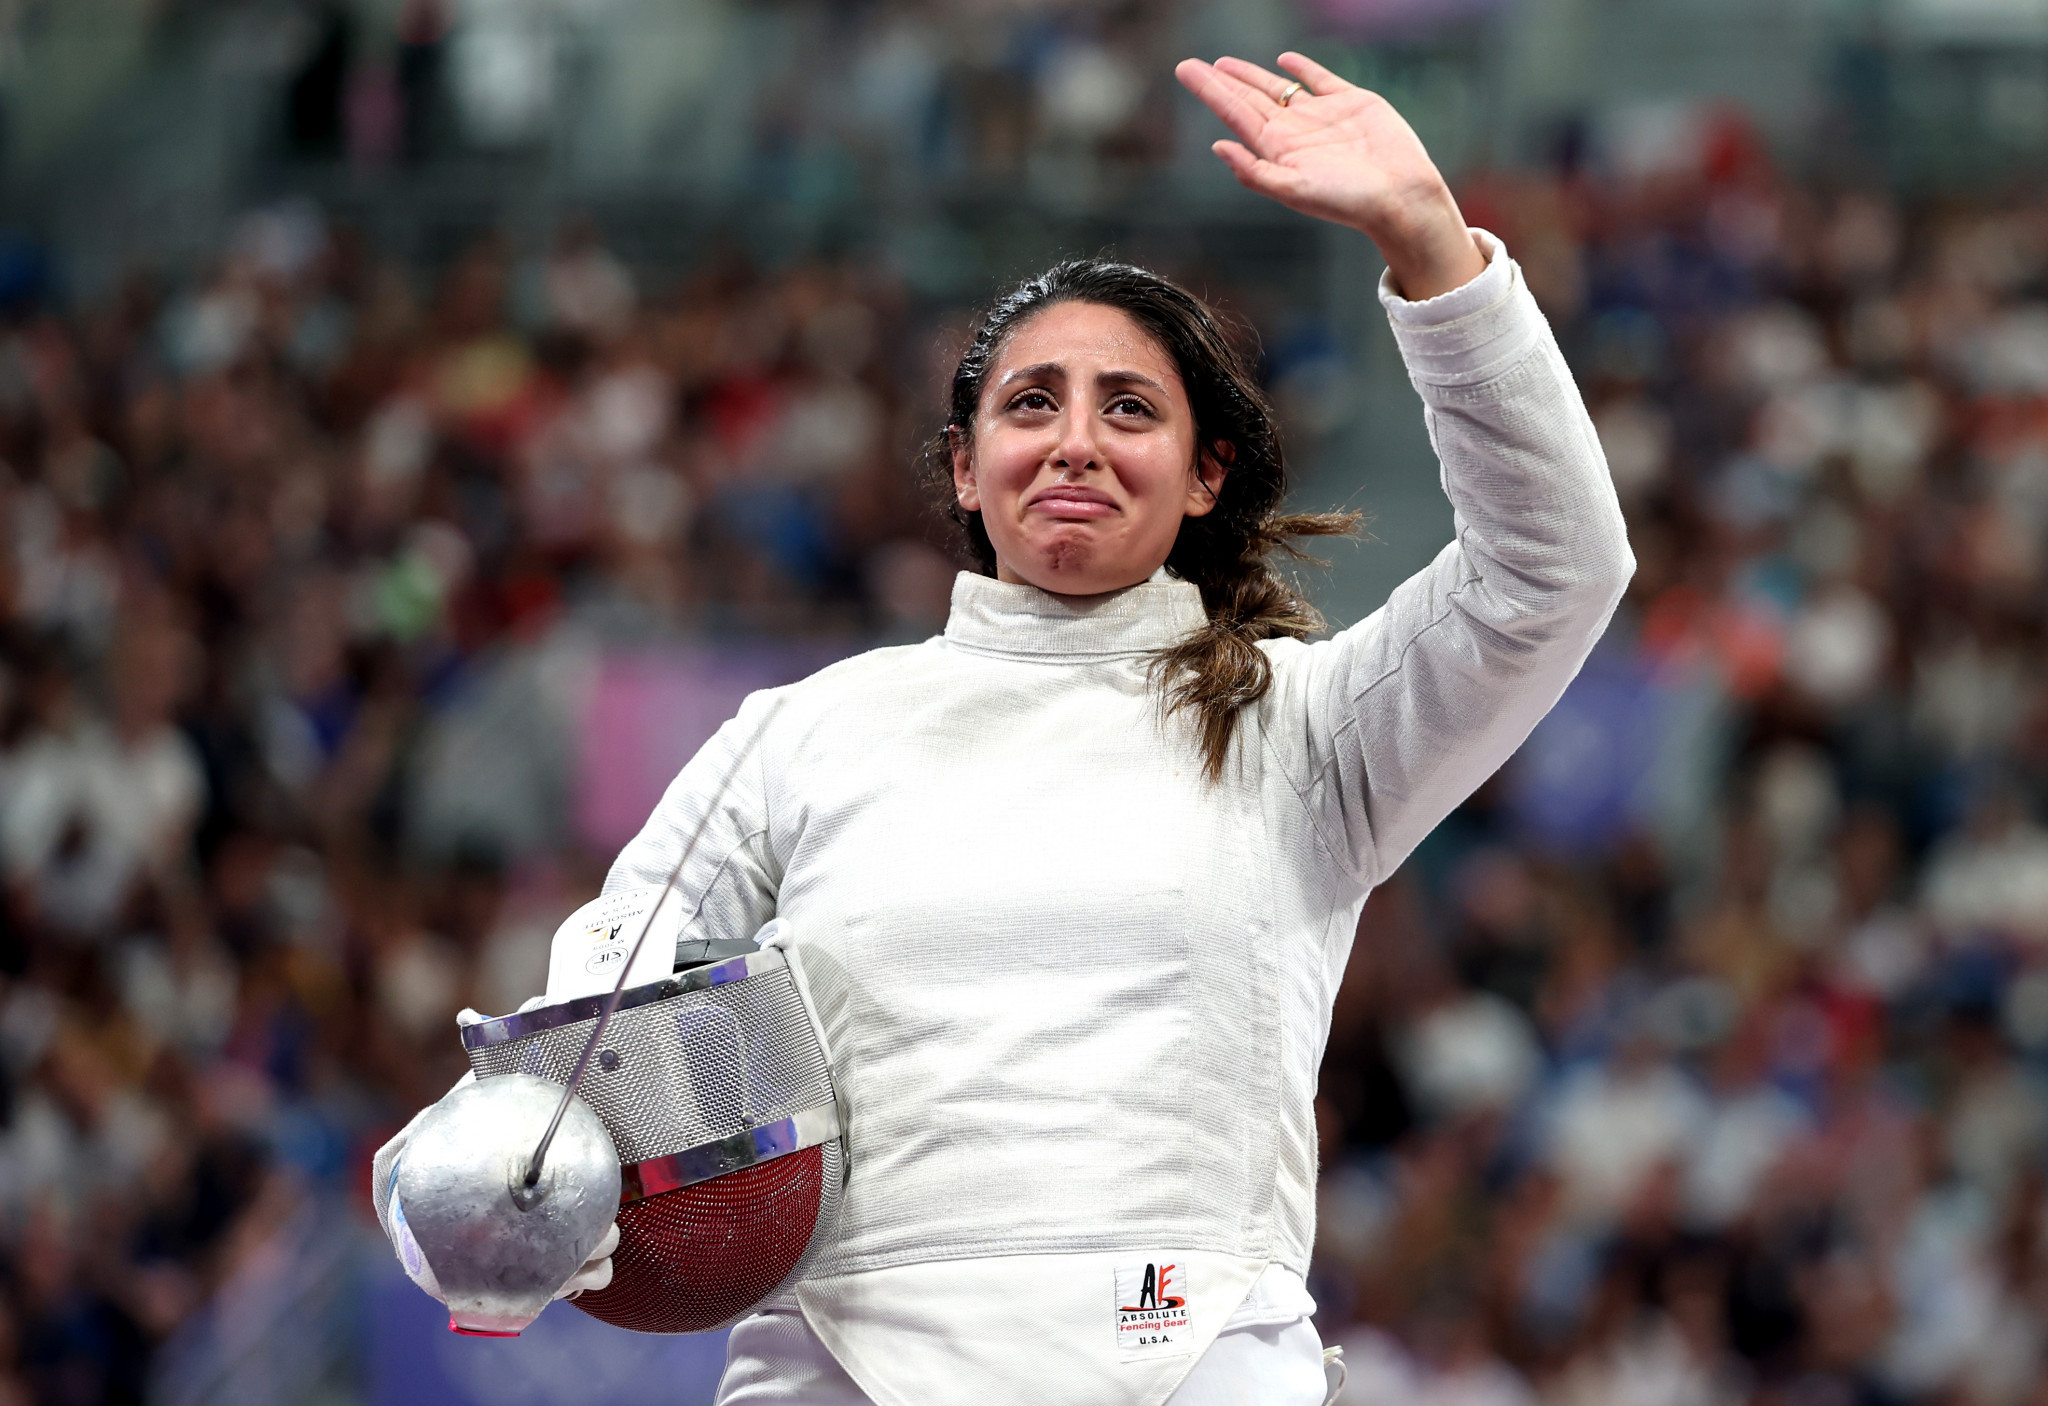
603, 232, 1633, 1405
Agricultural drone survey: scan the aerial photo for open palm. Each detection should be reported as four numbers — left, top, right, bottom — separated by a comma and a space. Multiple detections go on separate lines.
1175, 52, 1483, 299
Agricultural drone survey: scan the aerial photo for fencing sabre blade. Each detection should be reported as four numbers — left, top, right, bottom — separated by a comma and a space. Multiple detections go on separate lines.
522, 697, 785, 1190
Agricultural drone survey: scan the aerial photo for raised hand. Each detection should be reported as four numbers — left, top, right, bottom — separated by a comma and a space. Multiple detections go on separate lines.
1175, 52, 1486, 301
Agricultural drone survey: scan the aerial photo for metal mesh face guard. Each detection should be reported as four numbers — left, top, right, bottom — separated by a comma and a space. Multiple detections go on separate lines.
461, 949, 842, 1334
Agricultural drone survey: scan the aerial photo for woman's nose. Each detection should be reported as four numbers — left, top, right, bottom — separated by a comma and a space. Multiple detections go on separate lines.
1052, 409, 1101, 472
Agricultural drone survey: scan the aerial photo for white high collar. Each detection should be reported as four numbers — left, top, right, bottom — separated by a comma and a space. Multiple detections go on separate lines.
940, 571, 1207, 662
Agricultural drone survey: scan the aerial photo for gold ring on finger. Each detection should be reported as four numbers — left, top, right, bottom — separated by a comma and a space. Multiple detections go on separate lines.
1277, 80, 1305, 106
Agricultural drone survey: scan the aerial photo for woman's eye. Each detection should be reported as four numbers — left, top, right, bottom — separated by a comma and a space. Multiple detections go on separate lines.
1109, 396, 1153, 418
1009, 390, 1055, 413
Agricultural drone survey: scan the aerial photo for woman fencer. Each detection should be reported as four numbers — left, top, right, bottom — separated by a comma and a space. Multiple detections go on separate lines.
382, 49, 1633, 1406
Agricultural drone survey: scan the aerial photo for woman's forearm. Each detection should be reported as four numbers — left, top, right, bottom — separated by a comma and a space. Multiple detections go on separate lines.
1385, 234, 1634, 606
1280, 234, 1634, 890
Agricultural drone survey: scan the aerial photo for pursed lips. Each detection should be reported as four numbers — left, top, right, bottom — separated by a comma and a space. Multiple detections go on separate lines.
1027, 485, 1119, 519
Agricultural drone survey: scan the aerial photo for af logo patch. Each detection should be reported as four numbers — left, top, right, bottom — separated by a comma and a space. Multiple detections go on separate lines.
1113, 1260, 1191, 1359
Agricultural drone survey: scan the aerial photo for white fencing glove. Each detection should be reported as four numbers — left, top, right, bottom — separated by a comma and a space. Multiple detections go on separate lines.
553, 1222, 618, 1299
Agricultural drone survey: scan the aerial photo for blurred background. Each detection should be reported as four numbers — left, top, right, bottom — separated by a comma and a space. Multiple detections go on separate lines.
0, 0, 2044, 1402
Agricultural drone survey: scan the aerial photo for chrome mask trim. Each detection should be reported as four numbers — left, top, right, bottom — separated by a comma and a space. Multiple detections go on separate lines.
460, 949, 784, 1051
618, 1104, 842, 1203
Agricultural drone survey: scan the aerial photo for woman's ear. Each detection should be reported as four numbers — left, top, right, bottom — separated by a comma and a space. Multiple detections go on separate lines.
950, 427, 980, 512
1185, 441, 1233, 518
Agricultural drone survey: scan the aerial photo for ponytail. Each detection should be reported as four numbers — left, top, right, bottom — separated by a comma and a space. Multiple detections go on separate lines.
1154, 513, 1358, 779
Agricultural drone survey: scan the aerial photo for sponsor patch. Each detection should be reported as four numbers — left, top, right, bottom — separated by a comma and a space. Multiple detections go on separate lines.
1114, 1260, 1192, 1359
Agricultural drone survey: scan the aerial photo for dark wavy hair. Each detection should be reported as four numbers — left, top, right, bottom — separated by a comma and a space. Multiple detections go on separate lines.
928, 258, 1359, 780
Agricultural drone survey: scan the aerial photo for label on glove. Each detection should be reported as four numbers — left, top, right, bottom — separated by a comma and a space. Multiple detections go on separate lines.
1113, 1260, 1192, 1359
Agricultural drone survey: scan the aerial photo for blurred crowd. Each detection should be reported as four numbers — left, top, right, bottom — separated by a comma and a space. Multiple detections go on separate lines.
0, 74, 2041, 1406
1314, 116, 2048, 1406
0, 200, 967, 1402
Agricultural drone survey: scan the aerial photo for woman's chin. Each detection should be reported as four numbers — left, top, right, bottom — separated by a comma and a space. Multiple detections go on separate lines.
991, 523, 1159, 596
1009, 547, 1152, 597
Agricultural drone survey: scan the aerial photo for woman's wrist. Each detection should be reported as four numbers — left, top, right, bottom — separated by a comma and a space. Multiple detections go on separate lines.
1361, 185, 1486, 302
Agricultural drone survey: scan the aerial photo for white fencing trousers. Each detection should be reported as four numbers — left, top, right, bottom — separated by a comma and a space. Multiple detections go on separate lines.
715, 1309, 1335, 1405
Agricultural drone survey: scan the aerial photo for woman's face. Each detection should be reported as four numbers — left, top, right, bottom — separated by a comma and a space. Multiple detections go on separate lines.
952, 301, 1227, 597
